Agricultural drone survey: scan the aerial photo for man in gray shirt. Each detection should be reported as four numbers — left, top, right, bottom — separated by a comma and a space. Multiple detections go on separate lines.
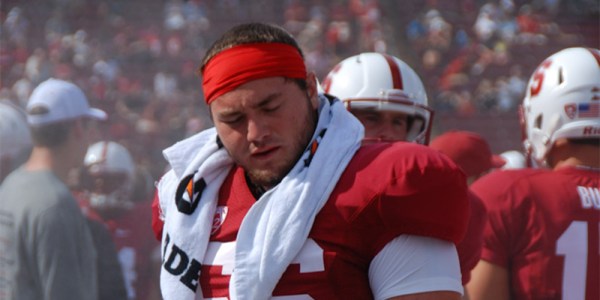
0, 78, 106, 300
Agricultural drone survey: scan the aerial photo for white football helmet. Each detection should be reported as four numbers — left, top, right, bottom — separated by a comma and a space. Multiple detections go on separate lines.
521, 47, 600, 166
83, 141, 136, 212
0, 101, 32, 159
322, 52, 433, 144
0, 101, 32, 182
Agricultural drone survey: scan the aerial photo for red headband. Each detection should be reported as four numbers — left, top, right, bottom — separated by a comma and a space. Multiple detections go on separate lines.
201, 43, 307, 104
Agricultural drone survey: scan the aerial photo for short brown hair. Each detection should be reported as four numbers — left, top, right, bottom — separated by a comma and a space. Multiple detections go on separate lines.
29, 120, 75, 147
200, 22, 304, 73
568, 138, 600, 146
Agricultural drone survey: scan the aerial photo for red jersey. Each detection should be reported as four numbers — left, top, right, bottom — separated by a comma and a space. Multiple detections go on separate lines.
80, 198, 160, 300
457, 191, 487, 285
471, 167, 600, 300
152, 192, 163, 241
108, 201, 160, 300
198, 142, 469, 299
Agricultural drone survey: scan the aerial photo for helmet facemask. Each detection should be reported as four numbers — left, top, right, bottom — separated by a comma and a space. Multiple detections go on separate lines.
83, 141, 136, 218
344, 89, 433, 144
82, 165, 135, 218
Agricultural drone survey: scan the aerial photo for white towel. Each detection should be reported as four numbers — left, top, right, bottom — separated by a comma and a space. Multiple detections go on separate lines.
158, 95, 364, 300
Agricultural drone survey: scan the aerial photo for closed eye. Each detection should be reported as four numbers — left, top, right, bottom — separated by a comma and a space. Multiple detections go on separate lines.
218, 113, 243, 125
255, 92, 283, 114
263, 103, 280, 113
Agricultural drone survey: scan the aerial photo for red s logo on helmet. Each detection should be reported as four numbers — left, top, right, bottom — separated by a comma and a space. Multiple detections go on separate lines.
529, 60, 553, 97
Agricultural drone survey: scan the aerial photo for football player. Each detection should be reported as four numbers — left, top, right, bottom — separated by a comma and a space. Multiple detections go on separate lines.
322, 52, 433, 145
323, 52, 488, 291
79, 141, 160, 300
466, 47, 600, 300
153, 23, 469, 299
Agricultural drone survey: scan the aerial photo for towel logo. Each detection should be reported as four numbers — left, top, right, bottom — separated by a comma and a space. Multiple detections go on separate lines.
162, 234, 202, 292
211, 206, 228, 235
175, 173, 206, 215
304, 128, 327, 167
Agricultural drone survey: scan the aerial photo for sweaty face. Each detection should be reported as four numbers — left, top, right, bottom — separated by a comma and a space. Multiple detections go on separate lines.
351, 109, 409, 142
211, 76, 318, 189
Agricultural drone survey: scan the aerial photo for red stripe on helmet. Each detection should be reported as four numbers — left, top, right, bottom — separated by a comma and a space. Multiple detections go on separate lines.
382, 54, 403, 90
587, 48, 600, 67
100, 141, 109, 162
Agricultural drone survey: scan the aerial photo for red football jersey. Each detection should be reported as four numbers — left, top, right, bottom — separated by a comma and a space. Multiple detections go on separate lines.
200, 142, 469, 299
472, 167, 600, 300
152, 191, 164, 241
108, 201, 161, 300
80, 196, 160, 300
457, 191, 487, 285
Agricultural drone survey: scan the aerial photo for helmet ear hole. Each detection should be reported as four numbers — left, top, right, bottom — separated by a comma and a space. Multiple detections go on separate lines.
534, 115, 543, 129
558, 67, 564, 85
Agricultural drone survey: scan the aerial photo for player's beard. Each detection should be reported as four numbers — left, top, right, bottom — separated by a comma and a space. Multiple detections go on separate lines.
245, 97, 318, 190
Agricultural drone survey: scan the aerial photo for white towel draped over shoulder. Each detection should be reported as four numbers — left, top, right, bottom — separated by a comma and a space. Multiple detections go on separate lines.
157, 95, 364, 300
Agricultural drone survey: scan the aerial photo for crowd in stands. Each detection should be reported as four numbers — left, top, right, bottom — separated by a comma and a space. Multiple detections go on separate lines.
391, 0, 598, 115
0, 0, 598, 180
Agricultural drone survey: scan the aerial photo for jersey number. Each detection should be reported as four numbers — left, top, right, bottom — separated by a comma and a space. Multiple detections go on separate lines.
556, 221, 598, 300
204, 239, 325, 299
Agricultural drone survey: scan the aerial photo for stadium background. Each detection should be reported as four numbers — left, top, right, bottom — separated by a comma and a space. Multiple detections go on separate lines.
1, 0, 598, 180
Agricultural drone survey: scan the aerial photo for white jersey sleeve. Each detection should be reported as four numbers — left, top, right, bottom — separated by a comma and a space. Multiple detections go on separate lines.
369, 234, 463, 299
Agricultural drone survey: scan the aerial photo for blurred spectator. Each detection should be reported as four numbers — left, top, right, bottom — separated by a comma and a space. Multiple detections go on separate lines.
0, 78, 105, 300
3, 7, 29, 45
515, 4, 547, 45
24, 48, 52, 86
506, 64, 527, 101
11, 71, 33, 107
0, 0, 597, 185
424, 9, 452, 51
473, 9, 497, 46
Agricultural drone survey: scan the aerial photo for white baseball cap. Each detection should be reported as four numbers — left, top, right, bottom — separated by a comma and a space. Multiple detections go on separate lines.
26, 78, 107, 126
